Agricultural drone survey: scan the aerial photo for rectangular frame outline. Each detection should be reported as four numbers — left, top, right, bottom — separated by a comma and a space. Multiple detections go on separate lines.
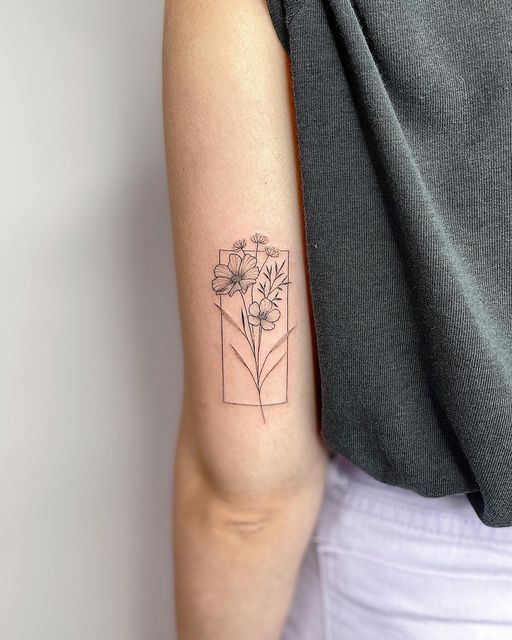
219, 248, 290, 407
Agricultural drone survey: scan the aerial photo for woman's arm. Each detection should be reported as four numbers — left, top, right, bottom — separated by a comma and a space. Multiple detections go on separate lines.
163, 1, 327, 637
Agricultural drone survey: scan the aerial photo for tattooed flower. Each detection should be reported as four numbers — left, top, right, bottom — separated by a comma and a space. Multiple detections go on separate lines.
212, 253, 259, 296
248, 298, 281, 330
232, 239, 247, 251
251, 233, 268, 245
265, 245, 279, 258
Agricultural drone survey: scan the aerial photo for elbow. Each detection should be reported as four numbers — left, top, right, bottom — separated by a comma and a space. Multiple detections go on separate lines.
211, 505, 283, 542
173, 411, 328, 539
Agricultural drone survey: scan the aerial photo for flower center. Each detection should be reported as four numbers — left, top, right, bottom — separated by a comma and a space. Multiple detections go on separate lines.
231, 275, 242, 283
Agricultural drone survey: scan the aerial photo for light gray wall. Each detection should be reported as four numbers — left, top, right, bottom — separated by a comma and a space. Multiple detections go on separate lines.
0, 1, 180, 638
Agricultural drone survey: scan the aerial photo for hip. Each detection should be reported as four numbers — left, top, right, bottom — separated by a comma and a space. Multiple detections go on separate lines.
282, 454, 512, 640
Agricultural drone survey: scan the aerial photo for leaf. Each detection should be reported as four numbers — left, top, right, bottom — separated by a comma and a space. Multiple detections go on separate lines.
272, 259, 285, 281
258, 326, 296, 378
268, 325, 295, 355
260, 352, 287, 389
214, 303, 245, 337
271, 274, 287, 288
230, 344, 258, 387
241, 309, 246, 331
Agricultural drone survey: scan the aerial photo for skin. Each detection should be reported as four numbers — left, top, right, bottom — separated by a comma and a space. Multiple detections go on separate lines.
163, 1, 328, 637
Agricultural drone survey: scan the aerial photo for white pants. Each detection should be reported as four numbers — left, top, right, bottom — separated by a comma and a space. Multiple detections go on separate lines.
282, 455, 512, 640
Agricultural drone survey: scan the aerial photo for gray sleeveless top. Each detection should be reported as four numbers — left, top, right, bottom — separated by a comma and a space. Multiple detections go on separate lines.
266, 0, 512, 527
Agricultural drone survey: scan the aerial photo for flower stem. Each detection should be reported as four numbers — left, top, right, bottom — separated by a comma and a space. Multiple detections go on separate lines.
257, 325, 262, 376
239, 291, 255, 355
258, 388, 266, 424
239, 290, 265, 423
256, 325, 266, 423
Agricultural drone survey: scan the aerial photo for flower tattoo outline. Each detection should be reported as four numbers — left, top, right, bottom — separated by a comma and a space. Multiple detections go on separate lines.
212, 253, 259, 296
248, 298, 280, 331
211, 233, 293, 423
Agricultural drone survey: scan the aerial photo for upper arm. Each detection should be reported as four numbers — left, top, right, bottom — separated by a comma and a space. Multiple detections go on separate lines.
163, 0, 326, 506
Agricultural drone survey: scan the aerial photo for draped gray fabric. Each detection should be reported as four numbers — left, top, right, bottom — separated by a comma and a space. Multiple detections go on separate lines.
266, 0, 512, 526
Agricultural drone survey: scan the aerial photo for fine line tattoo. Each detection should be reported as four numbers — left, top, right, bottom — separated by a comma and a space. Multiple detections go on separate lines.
211, 233, 294, 423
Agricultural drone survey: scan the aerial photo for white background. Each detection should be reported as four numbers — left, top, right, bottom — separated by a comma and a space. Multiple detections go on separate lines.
0, 1, 181, 638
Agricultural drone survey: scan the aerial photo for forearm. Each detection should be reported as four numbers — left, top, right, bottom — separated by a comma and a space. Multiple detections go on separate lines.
173, 419, 326, 640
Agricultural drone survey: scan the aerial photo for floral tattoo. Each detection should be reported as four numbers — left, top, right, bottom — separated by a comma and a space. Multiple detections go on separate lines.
211, 233, 294, 423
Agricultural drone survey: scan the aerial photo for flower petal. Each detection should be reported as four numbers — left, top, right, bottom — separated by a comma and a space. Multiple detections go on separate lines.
242, 266, 260, 282
240, 253, 257, 275
212, 276, 232, 293
266, 308, 281, 323
240, 278, 257, 293
214, 264, 232, 279
248, 315, 260, 326
228, 253, 242, 275
248, 302, 260, 316
260, 298, 273, 314
228, 281, 241, 296
261, 319, 275, 331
